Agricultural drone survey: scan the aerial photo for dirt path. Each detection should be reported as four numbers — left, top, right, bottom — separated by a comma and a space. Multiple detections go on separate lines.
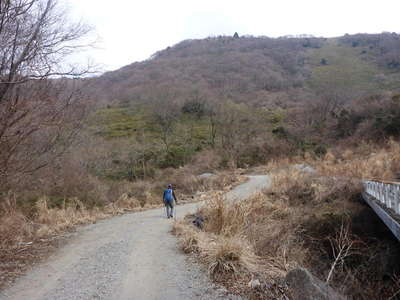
226, 175, 271, 203
0, 175, 270, 300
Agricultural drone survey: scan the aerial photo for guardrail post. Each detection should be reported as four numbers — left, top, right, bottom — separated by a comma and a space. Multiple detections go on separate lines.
363, 180, 400, 214
362, 180, 400, 241
383, 183, 387, 206
386, 185, 391, 209
390, 185, 395, 209
396, 185, 400, 214
372, 182, 377, 199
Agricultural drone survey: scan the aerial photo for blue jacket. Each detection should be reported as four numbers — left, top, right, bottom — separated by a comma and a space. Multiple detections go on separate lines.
163, 188, 177, 203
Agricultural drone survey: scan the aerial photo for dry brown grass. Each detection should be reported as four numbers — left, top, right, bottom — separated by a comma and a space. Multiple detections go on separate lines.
0, 192, 156, 289
314, 140, 400, 180
263, 158, 400, 299
0, 168, 242, 290
34, 197, 105, 237
175, 161, 400, 299
172, 220, 204, 253
262, 139, 400, 181
103, 193, 142, 215
0, 169, 240, 251
0, 195, 34, 249
0, 213, 33, 249
173, 220, 260, 279
204, 235, 259, 277
161, 166, 244, 195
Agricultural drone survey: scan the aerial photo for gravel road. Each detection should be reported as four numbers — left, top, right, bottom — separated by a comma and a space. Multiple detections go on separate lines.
0, 175, 270, 300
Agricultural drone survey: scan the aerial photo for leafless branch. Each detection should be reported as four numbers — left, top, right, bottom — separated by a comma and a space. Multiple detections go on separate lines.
0, 0, 93, 192
326, 220, 358, 284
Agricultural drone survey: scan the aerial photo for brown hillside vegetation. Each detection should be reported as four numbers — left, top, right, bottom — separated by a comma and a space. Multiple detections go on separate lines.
0, 166, 242, 289
78, 33, 400, 194
90, 35, 320, 106
174, 141, 400, 299
89, 33, 400, 109
1, 7, 400, 297
3, 32, 400, 214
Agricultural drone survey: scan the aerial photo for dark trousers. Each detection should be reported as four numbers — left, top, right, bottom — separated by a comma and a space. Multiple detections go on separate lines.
165, 200, 175, 217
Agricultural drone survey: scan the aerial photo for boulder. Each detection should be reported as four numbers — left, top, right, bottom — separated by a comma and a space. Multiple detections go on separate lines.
198, 173, 215, 179
293, 164, 316, 174
192, 215, 205, 229
248, 278, 261, 289
286, 268, 346, 300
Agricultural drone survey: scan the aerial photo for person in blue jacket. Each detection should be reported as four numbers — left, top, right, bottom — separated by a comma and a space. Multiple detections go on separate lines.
163, 184, 178, 218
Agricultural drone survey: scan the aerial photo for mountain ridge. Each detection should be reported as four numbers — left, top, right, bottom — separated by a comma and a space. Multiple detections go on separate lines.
88, 33, 400, 108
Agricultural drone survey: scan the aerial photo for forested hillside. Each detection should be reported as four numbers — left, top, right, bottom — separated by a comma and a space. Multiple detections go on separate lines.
4, 31, 400, 203
83, 33, 400, 182
90, 33, 400, 106
81, 35, 400, 298
91, 35, 317, 106
2, 3, 400, 295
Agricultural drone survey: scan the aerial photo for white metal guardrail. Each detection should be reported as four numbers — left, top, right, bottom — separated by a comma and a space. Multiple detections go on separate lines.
363, 180, 400, 214
362, 180, 400, 241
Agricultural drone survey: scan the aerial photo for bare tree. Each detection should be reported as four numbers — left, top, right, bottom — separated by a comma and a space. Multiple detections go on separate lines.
214, 101, 266, 166
326, 220, 360, 284
0, 0, 93, 191
205, 101, 217, 147
150, 88, 181, 152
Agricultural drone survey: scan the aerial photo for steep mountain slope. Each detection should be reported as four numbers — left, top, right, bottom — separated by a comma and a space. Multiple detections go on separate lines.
89, 36, 317, 107
82, 33, 400, 179
89, 33, 400, 108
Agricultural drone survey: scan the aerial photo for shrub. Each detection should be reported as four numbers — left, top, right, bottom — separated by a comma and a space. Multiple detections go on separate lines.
173, 219, 259, 279
314, 144, 327, 157
204, 236, 259, 278
177, 162, 400, 298
158, 146, 194, 169
0, 212, 33, 249
181, 100, 206, 118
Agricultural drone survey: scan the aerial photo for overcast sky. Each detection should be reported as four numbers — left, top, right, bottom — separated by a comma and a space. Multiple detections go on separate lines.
67, 0, 400, 72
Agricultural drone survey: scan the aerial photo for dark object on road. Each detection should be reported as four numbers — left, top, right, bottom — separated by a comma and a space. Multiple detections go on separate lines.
192, 216, 204, 229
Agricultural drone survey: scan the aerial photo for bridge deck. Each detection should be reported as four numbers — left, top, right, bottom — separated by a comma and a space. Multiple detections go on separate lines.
362, 192, 400, 241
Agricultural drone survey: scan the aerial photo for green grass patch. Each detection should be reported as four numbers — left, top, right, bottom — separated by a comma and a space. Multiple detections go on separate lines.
91, 106, 149, 138
307, 42, 383, 93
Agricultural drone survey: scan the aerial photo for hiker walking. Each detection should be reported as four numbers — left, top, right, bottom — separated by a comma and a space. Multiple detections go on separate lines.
163, 184, 178, 218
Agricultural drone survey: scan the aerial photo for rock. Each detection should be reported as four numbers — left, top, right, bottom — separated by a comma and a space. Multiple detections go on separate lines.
216, 287, 228, 294
293, 164, 316, 174
248, 278, 261, 289
286, 268, 345, 300
192, 216, 204, 229
198, 173, 215, 179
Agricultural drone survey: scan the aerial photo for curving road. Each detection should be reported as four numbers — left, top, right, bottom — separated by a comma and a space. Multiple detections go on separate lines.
0, 175, 270, 300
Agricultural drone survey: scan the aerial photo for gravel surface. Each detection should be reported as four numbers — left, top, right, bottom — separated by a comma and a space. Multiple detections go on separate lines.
226, 175, 271, 203
0, 175, 269, 300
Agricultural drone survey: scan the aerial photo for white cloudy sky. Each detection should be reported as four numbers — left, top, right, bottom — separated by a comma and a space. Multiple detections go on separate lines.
67, 0, 400, 71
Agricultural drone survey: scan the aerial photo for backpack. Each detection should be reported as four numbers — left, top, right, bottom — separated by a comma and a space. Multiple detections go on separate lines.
164, 188, 173, 203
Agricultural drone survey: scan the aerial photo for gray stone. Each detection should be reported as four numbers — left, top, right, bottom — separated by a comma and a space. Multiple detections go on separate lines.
198, 172, 215, 179
293, 164, 316, 174
192, 215, 205, 229
248, 278, 261, 289
286, 268, 346, 300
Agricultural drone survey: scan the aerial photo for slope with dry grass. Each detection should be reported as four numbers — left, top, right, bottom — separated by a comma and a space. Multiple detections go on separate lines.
0, 170, 243, 290
174, 141, 400, 299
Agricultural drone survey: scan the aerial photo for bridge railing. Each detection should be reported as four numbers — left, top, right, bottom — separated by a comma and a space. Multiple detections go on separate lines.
363, 180, 400, 214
